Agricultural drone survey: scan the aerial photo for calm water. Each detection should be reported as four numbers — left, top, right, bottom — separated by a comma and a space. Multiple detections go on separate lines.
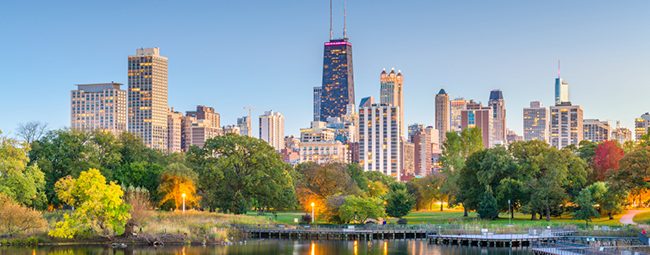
0, 240, 533, 255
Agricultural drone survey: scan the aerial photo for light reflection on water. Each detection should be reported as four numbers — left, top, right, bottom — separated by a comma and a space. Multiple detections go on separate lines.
0, 240, 532, 255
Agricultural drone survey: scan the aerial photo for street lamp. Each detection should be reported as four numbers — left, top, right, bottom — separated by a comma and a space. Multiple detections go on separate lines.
310, 202, 315, 224
182, 193, 187, 213
508, 199, 512, 225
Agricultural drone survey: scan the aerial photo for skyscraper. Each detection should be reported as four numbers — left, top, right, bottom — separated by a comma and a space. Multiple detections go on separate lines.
555, 62, 570, 106
70, 82, 126, 134
488, 90, 506, 145
128, 48, 169, 150
380, 68, 404, 137
359, 103, 401, 180
435, 89, 450, 145
450, 98, 467, 132
461, 102, 492, 148
523, 101, 549, 142
320, 1, 354, 121
184, 105, 223, 149
237, 115, 252, 137
259, 111, 285, 151
409, 124, 432, 177
635, 113, 650, 141
313, 86, 322, 121
167, 108, 183, 153
583, 119, 610, 143
550, 105, 583, 149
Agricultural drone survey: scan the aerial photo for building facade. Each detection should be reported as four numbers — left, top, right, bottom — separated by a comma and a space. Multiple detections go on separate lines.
380, 69, 404, 137
237, 115, 252, 137
359, 104, 401, 180
450, 98, 467, 132
611, 122, 633, 144
635, 113, 650, 141
320, 39, 355, 121
128, 48, 169, 150
313, 86, 322, 121
435, 89, 450, 146
583, 119, 610, 143
488, 90, 506, 146
461, 103, 492, 148
549, 104, 583, 149
167, 109, 183, 153
409, 124, 432, 177
259, 111, 285, 151
70, 83, 126, 134
523, 101, 549, 142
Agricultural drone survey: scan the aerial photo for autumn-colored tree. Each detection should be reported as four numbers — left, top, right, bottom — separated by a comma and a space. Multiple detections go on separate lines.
49, 168, 130, 238
0, 193, 47, 236
158, 163, 200, 210
592, 141, 625, 181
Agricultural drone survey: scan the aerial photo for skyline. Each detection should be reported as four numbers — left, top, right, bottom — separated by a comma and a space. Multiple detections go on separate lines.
1, 1, 649, 137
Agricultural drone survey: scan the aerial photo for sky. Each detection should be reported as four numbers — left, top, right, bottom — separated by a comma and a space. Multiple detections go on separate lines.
1, 0, 649, 138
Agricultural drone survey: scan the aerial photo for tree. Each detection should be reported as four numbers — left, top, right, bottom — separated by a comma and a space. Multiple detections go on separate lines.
0, 193, 47, 236
114, 161, 163, 202
573, 188, 600, 227
294, 163, 360, 214
592, 141, 625, 182
158, 163, 200, 210
49, 169, 130, 239
187, 134, 296, 214
16, 121, 48, 144
385, 187, 415, 219
614, 147, 650, 206
0, 131, 47, 208
409, 174, 445, 211
577, 140, 597, 164
338, 195, 385, 224
477, 189, 499, 220
440, 128, 483, 216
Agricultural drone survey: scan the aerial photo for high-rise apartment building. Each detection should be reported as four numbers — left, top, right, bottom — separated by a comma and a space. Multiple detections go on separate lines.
180, 115, 196, 151
167, 109, 183, 153
259, 111, 285, 151
583, 119, 610, 143
70, 83, 126, 134
237, 115, 252, 137
549, 104, 583, 149
435, 89, 450, 146
461, 102, 492, 148
488, 90, 506, 146
506, 129, 523, 144
450, 98, 467, 132
300, 121, 335, 142
409, 124, 432, 177
635, 113, 650, 141
611, 121, 633, 144
380, 69, 404, 137
359, 103, 401, 180
313, 86, 322, 121
181, 105, 222, 149
128, 48, 169, 150
523, 101, 549, 142
402, 141, 415, 177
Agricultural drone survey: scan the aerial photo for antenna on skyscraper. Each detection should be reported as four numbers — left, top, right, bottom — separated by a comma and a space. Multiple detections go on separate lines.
557, 59, 561, 78
329, 0, 333, 40
343, 0, 348, 39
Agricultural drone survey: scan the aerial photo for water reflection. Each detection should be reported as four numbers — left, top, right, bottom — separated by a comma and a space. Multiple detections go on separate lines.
0, 240, 533, 255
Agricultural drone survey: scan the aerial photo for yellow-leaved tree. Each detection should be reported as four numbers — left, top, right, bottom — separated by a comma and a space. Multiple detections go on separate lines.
49, 168, 130, 239
158, 163, 200, 211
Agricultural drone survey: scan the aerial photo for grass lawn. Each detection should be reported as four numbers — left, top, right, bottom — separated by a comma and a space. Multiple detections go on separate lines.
249, 209, 625, 228
634, 211, 650, 225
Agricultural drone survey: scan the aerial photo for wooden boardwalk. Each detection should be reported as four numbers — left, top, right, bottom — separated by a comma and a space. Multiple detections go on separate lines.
428, 233, 562, 247
244, 227, 431, 240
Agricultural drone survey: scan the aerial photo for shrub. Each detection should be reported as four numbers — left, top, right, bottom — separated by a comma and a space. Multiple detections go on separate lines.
0, 193, 48, 237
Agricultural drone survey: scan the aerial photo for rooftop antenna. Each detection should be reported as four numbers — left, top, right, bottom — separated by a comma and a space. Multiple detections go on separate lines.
557, 59, 561, 78
343, 0, 348, 39
329, 0, 333, 40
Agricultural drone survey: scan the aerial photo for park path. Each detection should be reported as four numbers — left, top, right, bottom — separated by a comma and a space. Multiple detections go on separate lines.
620, 209, 650, 228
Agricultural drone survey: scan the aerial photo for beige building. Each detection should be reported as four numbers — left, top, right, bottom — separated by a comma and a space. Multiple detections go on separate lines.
635, 113, 650, 141
299, 141, 348, 164
401, 141, 415, 177
380, 69, 404, 138
550, 104, 583, 149
611, 121, 633, 144
583, 119, 610, 143
450, 98, 467, 132
462, 101, 493, 148
259, 111, 285, 151
300, 121, 335, 142
435, 89, 450, 146
128, 48, 169, 150
181, 105, 222, 149
223, 125, 241, 135
181, 115, 196, 151
523, 101, 549, 142
409, 124, 433, 177
167, 109, 183, 153
359, 100, 401, 180
70, 82, 127, 134
237, 115, 252, 137
488, 90, 506, 146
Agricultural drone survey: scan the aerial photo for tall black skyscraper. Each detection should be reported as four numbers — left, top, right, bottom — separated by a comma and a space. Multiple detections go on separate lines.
320, 0, 354, 121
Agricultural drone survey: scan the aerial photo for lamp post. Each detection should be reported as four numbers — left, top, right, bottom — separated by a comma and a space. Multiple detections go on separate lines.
182, 193, 187, 213
310, 202, 315, 224
508, 199, 512, 225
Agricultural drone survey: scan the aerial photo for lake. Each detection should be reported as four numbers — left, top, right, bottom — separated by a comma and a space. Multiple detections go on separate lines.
0, 240, 534, 254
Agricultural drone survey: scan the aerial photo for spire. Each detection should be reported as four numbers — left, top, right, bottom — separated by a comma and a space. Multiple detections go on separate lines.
343, 0, 347, 39
557, 59, 561, 78
329, 0, 333, 40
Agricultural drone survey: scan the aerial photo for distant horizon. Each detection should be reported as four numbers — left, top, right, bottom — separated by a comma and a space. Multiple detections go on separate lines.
1, 0, 648, 138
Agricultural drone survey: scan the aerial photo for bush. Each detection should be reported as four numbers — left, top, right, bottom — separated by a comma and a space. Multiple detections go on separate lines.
477, 191, 499, 220
300, 214, 312, 224
397, 218, 408, 225
0, 193, 48, 237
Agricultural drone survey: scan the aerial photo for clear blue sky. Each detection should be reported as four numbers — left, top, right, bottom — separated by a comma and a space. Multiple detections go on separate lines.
1, 0, 649, 137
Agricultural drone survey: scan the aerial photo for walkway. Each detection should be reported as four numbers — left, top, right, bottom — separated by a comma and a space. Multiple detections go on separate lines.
619, 209, 650, 227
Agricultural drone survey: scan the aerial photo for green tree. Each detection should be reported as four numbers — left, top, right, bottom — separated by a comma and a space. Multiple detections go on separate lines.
113, 161, 163, 202
49, 168, 130, 239
573, 188, 600, 227
187, 134, 296, 214
385, 187, 415, 219
477, 189, 499, 220
0, 131, 47, 208
440, 128, 483, 216
294, 163, 360, 221
158, 163, 200, 210
613, 147, 650, 206
338, 195, 385, 224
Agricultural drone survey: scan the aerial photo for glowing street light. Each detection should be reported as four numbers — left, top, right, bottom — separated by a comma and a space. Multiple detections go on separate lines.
182, 193, 187, 213
310, 202, 315, 223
